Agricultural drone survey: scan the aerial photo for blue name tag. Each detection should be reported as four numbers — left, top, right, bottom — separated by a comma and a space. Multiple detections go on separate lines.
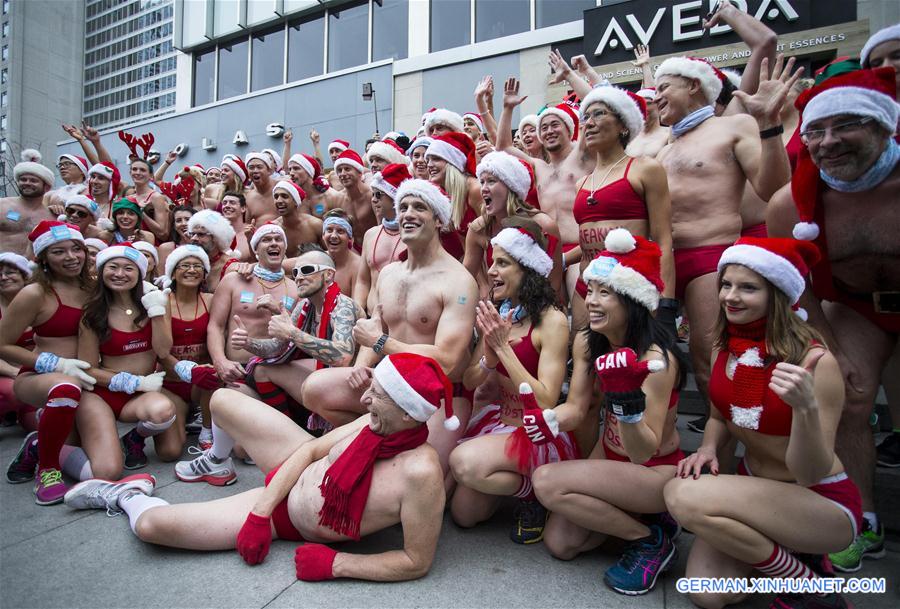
123, 247, 140, 261
50, 225, 72, 239
314, 203, 325, 215
6, 210, 21, 222
282, 296, 295, 310
239, 290, 254, 304
592, 256, 618, 280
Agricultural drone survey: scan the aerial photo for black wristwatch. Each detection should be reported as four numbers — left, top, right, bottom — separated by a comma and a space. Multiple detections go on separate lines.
372, 334, 389, 354
658, 298, 680, 311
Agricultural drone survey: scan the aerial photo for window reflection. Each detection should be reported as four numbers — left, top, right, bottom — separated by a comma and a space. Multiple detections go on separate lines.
217, 38, 248, 100
288, 14, 325, 81
328, 1, 368, 72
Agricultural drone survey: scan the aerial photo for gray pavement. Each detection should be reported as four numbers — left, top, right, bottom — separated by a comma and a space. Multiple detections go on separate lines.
1, 423, 898, 609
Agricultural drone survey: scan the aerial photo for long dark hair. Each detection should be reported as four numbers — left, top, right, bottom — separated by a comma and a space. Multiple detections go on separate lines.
583, 291, 687, 390
82, 261, 148, 343
170, 204, 196, 244
496, 216, 560, 328
32, 244, 93, 294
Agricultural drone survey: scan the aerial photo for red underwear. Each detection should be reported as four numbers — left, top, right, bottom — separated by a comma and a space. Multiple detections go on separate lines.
91, 386, 132, 418
162, 380, 193, 403
673, 244, 732, 301
603, 443, 685, 468
740, 223, 768, 238
264, 465, 306, 541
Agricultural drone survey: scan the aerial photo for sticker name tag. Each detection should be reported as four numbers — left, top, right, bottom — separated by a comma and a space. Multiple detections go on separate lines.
50, 225, 72, 239
239, 290, 255, 304
282, 296, 295, 310
123, 247, 141, 261
6, 210, 21, 222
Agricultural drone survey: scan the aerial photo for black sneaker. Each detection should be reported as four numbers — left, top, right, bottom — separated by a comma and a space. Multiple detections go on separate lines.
121, 428, 148, 470
6, 431, 39, 484
509, 499, 547, 544
686, 415, 707, 433
770, 590, 852, 608
876, 432, 900, 468
184, 411, 203, 435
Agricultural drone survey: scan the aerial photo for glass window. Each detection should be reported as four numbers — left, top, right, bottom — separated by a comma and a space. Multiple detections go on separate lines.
372, 0, 407, 61
327, 1, 367, 72
181, 0, 208, 47
251, 26, 284, 91
430, 0, 470, 52
287, 13, 324, 82
2, 22, 8, 37
217, 37, 248, 100
1, 115, 6, 130
476, 0, 528, 42
247, 0, 277, 26
1, 68, 6, 84
284, 0, 318, 13
1, 45, 7, 61
193, 47, 215, 106
1, 92, 6, 107
536, 0, 594, 28
214, 0, 241, 37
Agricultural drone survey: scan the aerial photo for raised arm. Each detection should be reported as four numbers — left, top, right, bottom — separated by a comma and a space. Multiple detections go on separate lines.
571, 54, 606, 88
705, 1, 777, 103
62, 124, 99, 165
495, 78, 537, 163
309, 130, 324, 169
282, 129, 293, 167
474, 76, 499, 145
82, 122, 111, 164
282, 295, 358, 367
548, 49, 592, 102
629, 45, 654, 89
154, 150, 178, 183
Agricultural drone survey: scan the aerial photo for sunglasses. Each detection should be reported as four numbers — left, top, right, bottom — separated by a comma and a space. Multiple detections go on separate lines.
67, 209, 91, 219
292, 264, 332, 278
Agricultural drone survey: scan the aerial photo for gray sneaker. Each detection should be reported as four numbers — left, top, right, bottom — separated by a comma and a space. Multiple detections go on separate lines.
174, 447, 236, 486
64, 474, 156, 514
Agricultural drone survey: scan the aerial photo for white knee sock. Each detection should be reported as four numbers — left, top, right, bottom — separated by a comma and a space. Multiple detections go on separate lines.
59, 446, 93, 481
119, 491, 169, 534
136, 414, 176, 438
210, 421, 235, 460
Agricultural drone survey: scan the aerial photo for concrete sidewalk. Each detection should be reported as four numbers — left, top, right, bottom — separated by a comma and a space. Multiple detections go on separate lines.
1, 424, 897, 609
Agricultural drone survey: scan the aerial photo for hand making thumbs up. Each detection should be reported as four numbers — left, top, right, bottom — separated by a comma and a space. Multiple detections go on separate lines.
769, 347, 826, 411
352, 304, 388, 349
230, 315, 249, 351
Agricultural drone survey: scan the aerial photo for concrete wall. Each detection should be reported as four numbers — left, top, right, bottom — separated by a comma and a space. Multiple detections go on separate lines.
858, 0, 900, 33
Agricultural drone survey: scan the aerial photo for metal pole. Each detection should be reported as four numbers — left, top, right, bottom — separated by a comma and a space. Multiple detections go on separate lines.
372, 90, 379, 136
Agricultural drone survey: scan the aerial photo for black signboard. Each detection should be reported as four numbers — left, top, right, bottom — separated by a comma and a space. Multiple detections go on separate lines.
584, 0, 857, 64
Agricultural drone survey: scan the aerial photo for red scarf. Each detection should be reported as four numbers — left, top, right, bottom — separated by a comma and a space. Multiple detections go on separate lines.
318, 424, 429, 540
726, 318, 770, 415
295, 282, 341, 370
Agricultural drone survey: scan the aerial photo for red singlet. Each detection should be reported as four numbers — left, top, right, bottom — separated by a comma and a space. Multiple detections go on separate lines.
573, 159, 647, 225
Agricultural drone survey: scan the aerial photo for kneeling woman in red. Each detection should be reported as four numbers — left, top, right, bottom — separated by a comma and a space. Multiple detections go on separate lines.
531, 228, 687, 596
663, 237, 858, 609
76, 243, 177, 478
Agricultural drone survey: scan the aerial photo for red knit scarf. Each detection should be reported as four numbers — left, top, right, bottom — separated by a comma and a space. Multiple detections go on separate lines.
726, 318, 770, 421
318, 424, 429, 540
295, 282, 341, 370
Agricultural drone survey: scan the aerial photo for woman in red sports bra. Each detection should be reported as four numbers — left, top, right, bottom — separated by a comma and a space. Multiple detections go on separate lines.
0, 254, 37, 431
462, 151, 562, 298
76, 243, 178, 479
450, 218, 570, 544
128, 157, 170, 242
569, 86, 675, 334
0, 221, 95, 505
664, 237, 860, 609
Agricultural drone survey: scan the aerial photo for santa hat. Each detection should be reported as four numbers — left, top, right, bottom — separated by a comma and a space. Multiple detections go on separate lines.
96, 242, 148, 279
164, 244, 211, 280
370, 163, 412, 200
64, 194, 100, 219
29, 220, 85, 257
518, 114, 539, 133
88, 162, 121, 201
272, 179, 306, 207
721, 68, 742, 90
579, 86, 647, 143
83, 238, 108, 251
861, 23, 900, 68
328, 139, 350, 153
463, 112, 486, 133
245, 152, 274, 172
132, 241, 159, 265
221, 156, 248, 183
261, 148, 283, 172
425, 108, 464, 134
655, 56, 724, 106
366, 139, 407, 166
718, 237, 820, 319
476, 151, 532, 201
490, 227, 553, 278
791, 67, 899, 241
288, 153, 321, 179
249, 221, 287, 252
188, 210, 236, 255
407, 136, 433, 156
333, 149, 366, 174
635, 88, 657, 102
426, 132, 477, 176
373, 353, 458, 429
57, 154, 89, 179
0, 252, 34, 278
14, 149, 55, 187
539, 102, 580, 141
394, 179, 452, 227
582, 228, 663, 312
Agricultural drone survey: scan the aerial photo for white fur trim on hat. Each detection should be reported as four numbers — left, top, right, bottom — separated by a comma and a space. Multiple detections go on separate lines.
366, 141, 407, 166
655, 56, 723, 106
407, 137, 433, 156
164, 244, 211, 280
221, 157, 247, 182
718, 243, 805, 305
261, 148, 283, 171
245, 152, 274, 171
288, 154, 314, 179
188, 210, 236, 254
88, 163, 114, 180
96, 244, 148, 279
333, 156, 365, 174
861, 23, 900, 67
463, 112, 486, 133
370, 172, 397, 199
58, 154, 89, 178
490, 228, 553, 278
373, 356, 437, 422
518, 114, 539, 133
64, 194, 100, 219
328, 140, 349, 153
800, 86, 900, 134
636, 88, 656, 101
539, 107, 574, 136
32, 224, 85, 257
273, 180, 304, 207
0, 253, 34, 278
83, 238, 108, 251
394, 179, 452, 227
425, 108, 464, 133
250, 223, 287, 252
579, 86, 645, 142
14, 149, 55, 187
582, 255, 660, 311
425, 139, 467, 173
132, 241, 159, 264
476, 151, 531, 200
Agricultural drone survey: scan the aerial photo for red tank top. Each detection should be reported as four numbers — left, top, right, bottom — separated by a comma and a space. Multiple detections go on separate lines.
496, 323, 540, 378
100, 322, 153, 357
573, 159, 648, 225
171, 303, 209, 362
708, 350, 792, 436
32, 289, 83, 339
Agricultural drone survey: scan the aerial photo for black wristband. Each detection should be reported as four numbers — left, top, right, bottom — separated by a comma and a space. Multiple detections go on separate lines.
658, 298, 679, 311
759, 124, 784, 139
606, 390, 647, 418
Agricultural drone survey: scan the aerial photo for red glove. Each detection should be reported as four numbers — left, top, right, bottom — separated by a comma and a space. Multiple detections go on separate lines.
594, 348, 664, 421
235, 512, 272, 565
295, 543, 338, 581
191, 365, 223, 391
518, 383, 558, 445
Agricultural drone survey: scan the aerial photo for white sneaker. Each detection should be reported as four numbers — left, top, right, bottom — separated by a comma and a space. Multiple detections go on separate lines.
175, 448, 237, 486
64, 474, 156, 514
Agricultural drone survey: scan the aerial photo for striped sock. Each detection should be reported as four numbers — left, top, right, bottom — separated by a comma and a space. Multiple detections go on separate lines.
254, 381, 289, 413
753, 545, 816, 580
513, 475, 535, 501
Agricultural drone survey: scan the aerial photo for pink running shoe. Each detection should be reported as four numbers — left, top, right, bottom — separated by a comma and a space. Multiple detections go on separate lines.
34, 468, 68, 506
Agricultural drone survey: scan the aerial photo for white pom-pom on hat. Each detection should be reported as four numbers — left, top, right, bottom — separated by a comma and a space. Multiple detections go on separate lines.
97, 218, 115, 232
444, 415, 460, 431
647, 360, 665, 373
21, 149, 42, 163
792, 222, 820, 241
604, 227, 637, 253
519, 382, 533, 395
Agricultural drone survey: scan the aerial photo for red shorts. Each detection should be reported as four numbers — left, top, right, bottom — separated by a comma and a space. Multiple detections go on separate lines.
673, 243, 731, 301
740, 223, 768, 238
575, 277, 588, 299
603, 443, 685, 468
561, 242, 579, 254
162, 380, 193, 403
264, 465, 306, 541
737, 459, 863, 538
90, 386, 132, 418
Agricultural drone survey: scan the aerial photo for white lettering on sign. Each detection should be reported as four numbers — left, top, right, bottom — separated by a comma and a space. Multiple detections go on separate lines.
626, 8, 666, 47
173, 143, 188, 157
755, 0, 799, 22
672, 0, 704, 42
266, 123, 285, 138
147, 149, 161, 165
233, 130, 249, 146
593, 17, 634, 56
201, 137, 217, 151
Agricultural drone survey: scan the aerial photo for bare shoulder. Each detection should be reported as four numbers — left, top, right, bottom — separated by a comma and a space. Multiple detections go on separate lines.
468, 215, 486, 234
15, 283, 47, 305
540, 307, 568, 331
400, 444, 443, 485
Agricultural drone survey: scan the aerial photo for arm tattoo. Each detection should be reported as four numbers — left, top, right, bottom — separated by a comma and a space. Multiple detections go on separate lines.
292, 297, 358, 366
245, 300, 306, 357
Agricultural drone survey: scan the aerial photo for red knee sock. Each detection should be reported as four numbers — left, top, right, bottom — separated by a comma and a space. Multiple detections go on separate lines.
254, 381, 289, 413
753, 544, 816, 580
37, 383, 81, 472
513, 475, 536, 501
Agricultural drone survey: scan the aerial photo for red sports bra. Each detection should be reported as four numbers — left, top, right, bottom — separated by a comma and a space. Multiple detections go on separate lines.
172, 300, 209, 348
573, 159, 648, 225
100, 322, 153, 357
496, 323, 540, 379
32, 289, 83, 339
708, 350, 792, 436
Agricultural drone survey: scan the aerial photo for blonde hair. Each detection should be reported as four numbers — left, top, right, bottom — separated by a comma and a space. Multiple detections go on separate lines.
482, 189, 538, 233
443, 164, 469, 230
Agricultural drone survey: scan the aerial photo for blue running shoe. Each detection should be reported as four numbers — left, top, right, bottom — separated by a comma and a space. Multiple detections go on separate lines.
604, 524, 676, 595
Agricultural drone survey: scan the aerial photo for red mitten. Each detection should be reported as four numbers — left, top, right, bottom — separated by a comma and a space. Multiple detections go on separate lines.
235, 512, 272, 565
295, 543, 338, 581
191, 365, 223, 391
519, 383, 559, 445
594, 348, 664, 421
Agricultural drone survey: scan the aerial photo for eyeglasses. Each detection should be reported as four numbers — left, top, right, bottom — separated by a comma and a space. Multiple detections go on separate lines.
175, 263, 206, 272
56, 162, 75, 169
67, 209, 90, 219
583, 108, 613, 123
800, 117, 873, 145
188, 231, 211, 239
293, 264, 333, 278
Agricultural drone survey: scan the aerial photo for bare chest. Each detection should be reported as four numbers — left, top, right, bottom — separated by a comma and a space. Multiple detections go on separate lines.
379, 272, 444, 339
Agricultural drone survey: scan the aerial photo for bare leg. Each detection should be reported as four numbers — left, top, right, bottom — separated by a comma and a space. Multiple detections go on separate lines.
683, 273, 720, 404
449, 485, 502, 528
682, 536, 753, 609
258, 359, 317, 404
301, 367, 367, 426
430, 395, 472, 490
449, 433, 525, 496
75, 393, 123, 480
